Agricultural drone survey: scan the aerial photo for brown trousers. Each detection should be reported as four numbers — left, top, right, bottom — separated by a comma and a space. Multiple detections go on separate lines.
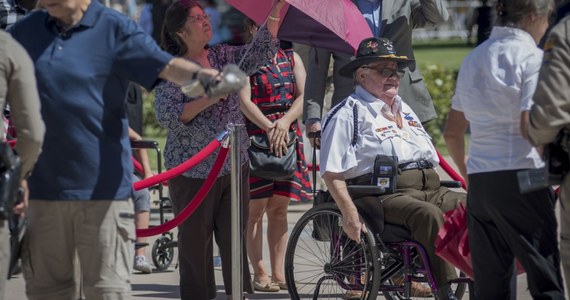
169, 165, 253, 300
355, 168, 464, 287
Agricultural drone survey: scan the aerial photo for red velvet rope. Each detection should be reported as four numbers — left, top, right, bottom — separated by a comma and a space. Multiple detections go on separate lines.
136, 146, 229, 237
437, 150, 467, 190
132, 157, 144, 174
134, 139, 221, 191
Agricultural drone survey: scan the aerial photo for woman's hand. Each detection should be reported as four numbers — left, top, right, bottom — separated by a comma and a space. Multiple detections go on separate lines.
267, 118, 290, 154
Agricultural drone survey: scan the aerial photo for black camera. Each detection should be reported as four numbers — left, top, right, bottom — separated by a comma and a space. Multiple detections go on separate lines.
544, 130, 570, 185
0, 143, 21, 220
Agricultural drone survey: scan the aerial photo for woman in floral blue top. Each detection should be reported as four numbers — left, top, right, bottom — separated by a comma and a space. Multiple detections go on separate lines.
154, 1, 284, 299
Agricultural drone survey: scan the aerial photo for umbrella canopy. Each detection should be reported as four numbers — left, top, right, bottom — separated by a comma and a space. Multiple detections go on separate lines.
226, 0, 373, 55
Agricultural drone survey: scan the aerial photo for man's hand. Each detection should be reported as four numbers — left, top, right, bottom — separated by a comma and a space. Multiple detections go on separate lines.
307, 122, 321, 149
342, 214, 367, 243
12, 179, 28, 217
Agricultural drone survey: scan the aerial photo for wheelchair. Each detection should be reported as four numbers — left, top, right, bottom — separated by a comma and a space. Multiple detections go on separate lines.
284, 183, 473, 300
131, 140, 177, 271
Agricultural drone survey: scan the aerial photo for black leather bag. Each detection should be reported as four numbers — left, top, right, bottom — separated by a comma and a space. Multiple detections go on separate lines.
248, 131, 297, 180
0, 142, 21, 220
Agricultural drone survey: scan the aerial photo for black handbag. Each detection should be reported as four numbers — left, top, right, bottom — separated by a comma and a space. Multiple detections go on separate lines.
0, 142, 21, 221
248, 131, 297, 180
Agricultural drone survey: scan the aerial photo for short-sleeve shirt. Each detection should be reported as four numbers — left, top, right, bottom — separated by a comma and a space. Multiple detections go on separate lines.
9, 1, 172, 200
452, 26, 544, 174
320, 85, 438, 179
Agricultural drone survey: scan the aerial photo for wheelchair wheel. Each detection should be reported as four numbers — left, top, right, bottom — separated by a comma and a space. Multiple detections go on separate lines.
382, 271, 468, 300
151, 235, 175, 271
285, 202, 381, 300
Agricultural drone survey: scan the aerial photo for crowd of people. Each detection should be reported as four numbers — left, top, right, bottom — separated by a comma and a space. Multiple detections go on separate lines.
1, 0, 570, 300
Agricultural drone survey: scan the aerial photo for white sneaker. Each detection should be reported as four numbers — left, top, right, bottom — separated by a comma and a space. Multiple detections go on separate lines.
134, 255, 152, 274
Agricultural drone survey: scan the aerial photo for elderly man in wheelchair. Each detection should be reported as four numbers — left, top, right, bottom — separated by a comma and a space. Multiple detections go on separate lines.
314, 37, 465, 300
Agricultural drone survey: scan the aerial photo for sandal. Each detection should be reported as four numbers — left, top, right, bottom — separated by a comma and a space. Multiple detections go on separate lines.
253, 280, 280, 292
343, 290, 363, 299
272, 280, 287, 290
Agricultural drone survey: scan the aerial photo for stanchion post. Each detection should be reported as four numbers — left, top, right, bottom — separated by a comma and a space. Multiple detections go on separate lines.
229, 123, 243, 299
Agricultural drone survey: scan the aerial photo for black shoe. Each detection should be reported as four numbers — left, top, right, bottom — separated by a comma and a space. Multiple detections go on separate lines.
435, 284, 458, 300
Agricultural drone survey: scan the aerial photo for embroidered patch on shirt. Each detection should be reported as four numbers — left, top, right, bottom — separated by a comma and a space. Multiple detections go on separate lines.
375, 125, 394, 132
543, 36, 558, 64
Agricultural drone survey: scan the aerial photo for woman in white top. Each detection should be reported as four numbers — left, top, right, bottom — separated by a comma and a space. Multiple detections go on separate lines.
443, 0, 564, 298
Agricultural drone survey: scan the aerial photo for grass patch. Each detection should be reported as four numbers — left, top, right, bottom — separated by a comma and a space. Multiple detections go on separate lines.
414, 41, 473, 70
142, 135, 167, 173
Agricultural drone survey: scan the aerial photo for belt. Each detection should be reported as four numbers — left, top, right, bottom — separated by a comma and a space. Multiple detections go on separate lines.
345, 160, 433, 185
398, 160, 433, 171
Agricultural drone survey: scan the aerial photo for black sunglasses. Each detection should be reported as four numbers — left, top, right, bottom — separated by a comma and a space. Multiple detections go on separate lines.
361, 66, 405, 78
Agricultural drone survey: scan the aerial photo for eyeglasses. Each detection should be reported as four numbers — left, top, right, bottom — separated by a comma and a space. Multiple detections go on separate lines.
188, 14, 210, 24
361, 66, 404, 78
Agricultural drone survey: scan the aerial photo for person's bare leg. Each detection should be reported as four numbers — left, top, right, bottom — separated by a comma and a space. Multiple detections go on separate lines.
246, 198, 270, 284
265, 195, 290, 284
135, 211, 150, 257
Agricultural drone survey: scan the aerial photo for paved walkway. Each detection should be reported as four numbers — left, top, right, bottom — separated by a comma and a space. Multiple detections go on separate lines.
4, 165, 559, 299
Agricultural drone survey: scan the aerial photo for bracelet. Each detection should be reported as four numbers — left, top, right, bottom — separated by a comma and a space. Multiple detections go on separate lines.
268, 15, 281, 21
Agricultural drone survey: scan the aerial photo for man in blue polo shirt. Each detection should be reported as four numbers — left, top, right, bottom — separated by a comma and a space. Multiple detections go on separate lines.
8, 0, 225, 298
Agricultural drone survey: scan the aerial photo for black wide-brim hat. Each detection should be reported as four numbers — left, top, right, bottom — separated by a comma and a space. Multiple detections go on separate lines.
339, 37, 415, 78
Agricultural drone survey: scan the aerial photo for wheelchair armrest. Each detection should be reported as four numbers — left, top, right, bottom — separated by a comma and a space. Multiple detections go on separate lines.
347, 185, 388, 196
440, 180, 462, 188
131, 140, 159, 149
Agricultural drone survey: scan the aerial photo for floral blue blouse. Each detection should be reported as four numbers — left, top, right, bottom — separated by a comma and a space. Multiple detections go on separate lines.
155, 26, 278, 179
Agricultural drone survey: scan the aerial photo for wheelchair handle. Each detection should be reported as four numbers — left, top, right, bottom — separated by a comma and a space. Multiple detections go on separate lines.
130, 140, 159, 149
308, 130, 321, 139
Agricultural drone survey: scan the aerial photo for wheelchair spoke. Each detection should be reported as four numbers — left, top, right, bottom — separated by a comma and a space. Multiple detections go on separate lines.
285, 204, 380, 299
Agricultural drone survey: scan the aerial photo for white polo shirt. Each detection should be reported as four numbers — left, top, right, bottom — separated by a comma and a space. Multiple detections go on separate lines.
320, 85, 439, 179
452, 26, 544, 174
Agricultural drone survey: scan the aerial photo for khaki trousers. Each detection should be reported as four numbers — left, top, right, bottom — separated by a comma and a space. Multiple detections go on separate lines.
559, 174, 570, 297
22, 200, 135, 300
371, 168, 464, 287
0, 220, 8, 300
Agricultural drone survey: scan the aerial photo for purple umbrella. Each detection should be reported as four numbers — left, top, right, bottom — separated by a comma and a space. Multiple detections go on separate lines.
226, 0, 373, 55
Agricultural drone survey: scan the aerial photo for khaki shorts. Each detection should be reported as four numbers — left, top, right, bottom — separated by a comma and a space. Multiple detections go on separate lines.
22, 199, 135, 300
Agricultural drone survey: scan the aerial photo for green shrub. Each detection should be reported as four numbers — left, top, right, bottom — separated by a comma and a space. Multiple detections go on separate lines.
142, 90, 167, 137
421, 64, 459, 153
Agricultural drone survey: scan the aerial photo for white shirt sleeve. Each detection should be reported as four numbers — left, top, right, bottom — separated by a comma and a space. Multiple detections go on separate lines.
520, 51, 543, 111
319, 107, 358, 177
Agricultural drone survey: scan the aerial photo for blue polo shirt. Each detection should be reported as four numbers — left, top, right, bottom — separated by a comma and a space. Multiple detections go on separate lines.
9, 1, 172, 200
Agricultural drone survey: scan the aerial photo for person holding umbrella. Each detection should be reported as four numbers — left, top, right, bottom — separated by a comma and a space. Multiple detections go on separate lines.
155, 0, 285, 299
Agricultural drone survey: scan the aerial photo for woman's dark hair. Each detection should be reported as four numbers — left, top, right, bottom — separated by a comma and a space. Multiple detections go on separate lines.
161, 0, 202, 56
496, 0, 554, 27
242, 17, 257, 44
